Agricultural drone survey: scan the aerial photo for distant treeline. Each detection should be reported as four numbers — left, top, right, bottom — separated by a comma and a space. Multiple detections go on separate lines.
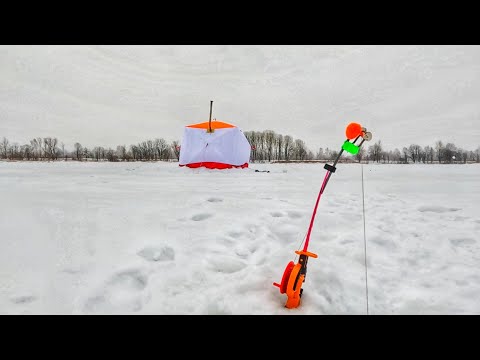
244, 131, 480, 164
1, 131, 479, 164
0, 137, 180, 162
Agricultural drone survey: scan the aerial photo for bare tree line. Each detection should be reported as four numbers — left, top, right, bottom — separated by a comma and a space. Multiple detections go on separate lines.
244, 130, 313, 162
1, 132, 479, 164
244, 130, 480, 164
354, 140, 480, 164
0, 136, 180, 162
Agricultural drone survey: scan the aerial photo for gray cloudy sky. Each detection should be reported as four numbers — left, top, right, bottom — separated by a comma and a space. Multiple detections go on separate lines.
1, 45, 479, 152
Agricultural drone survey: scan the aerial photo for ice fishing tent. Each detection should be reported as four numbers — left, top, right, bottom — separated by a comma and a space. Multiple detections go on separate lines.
179, 101, 251, 169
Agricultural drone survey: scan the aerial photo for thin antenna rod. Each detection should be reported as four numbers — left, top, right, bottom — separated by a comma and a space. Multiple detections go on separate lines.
361, 163, 370, 315
208, 100, 213, 133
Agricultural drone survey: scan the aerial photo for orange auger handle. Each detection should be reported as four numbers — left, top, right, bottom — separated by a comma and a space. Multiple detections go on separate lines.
295, 250, 318, 258
273, 261, 295, 294
274, 250, 318, 309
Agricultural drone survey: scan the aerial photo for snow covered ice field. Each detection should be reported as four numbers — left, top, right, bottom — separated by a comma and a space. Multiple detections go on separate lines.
1, 161, 479, 315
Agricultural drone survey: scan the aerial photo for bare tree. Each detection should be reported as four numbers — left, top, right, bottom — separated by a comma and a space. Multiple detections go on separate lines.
392, 148, 401, 163
43, 138, 49, 160
256, 131, 265, 161
316, 147, 324, 160
262, 130, 275, 162
171, 140, 180, 161
435, 140, 444, 163
51, 137, 58, 160
369, 141, 383, 163
330, 149, 339, 162
154, 138, 169, 160
275, 134, 284, 161
116, 145, 127, 161
30, 138, 41, 160
43, 137, 58, 160
1, 137, 9, 159
424, 145, 434, 164
244, 131, 260, 162
408, 144, 422, 163
83, 147, 89, 161
402, 147, 409, 163
9, 143, 20, 160
294, 139, 308, 160
355, 145, 366, 162
106, 148, 117, 161
146, 140, 154, 160
74, 143, 83, 161
21, 144, 33, 160
61, 142, 66, 161
443, 143, 457, 163
130, 145, 139, 161
93, 146, 104, 161
283, 135, 293, 161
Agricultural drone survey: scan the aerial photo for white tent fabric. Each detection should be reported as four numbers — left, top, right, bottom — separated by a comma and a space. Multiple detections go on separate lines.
179, 121, 251, 169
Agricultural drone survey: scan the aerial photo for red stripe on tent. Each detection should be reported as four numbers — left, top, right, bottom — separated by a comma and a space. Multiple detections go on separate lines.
185, 121, 235, 129
179, 162, 249, 170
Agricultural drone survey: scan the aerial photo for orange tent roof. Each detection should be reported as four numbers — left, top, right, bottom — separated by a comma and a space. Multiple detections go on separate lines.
185, 121, 235, 129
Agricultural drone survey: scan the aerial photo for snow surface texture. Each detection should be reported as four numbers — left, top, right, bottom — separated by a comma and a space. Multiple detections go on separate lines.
1, 161, 479, 314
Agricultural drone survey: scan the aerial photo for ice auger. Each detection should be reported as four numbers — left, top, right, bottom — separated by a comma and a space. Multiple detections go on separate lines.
273, 122, 372, 309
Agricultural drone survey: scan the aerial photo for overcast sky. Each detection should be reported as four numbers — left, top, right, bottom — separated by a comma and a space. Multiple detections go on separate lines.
1, 45, 479, 152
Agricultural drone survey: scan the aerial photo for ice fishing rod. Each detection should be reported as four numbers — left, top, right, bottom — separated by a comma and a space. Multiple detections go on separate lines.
273, 122, 372, 309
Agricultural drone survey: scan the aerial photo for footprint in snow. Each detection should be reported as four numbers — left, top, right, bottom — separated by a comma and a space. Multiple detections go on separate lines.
11, 295, 36, 305
191, 213, 214, 221
83, 268, 148, 314
449, 237, 476, 247
270, 211, 284, 218
417, 205, 461, 213
137, 246, 175, 262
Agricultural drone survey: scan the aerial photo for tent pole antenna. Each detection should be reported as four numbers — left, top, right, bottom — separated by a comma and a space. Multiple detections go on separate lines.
208, 100, 213, 133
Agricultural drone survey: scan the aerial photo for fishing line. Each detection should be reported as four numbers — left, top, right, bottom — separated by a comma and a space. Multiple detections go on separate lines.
361, 163, 369, 315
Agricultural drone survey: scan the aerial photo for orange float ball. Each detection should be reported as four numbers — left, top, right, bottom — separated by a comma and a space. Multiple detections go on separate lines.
345, 122, 362, 139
